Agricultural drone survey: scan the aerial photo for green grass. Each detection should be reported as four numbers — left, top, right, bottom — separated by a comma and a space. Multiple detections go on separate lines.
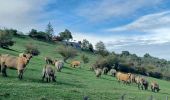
0, 36, 170, 100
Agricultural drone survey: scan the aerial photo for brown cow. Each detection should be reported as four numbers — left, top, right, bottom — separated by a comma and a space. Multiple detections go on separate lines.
45, 57, 54, 65
0, 53, 32, 79
136, 76, 148, 90
54, 60, 64, 72
109, 69, 117, 77
116, 72, 131, 84
130, 74, 136, 83
71, 61, 81, 68
42, 64, 56, 82
94, 68, 102, 77
151, 81, 160, 92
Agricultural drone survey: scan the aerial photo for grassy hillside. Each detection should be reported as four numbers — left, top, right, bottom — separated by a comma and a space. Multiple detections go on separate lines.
0, 36, 170, 100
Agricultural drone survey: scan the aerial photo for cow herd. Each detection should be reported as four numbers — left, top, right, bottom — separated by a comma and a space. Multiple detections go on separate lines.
94, 67, 160, 93
0, 53, 160, 93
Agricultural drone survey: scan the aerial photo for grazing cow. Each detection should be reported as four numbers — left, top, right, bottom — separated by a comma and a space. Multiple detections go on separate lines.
94, 68, 102, 77
102, 67, 108, 75
116, 72, 131, 84
71, 61, 81, 68
45, 57, 54, 65
109, 69, 117, 77
137, 77, 149, 90
42, 64, 56, 82
54, 60, 64, 72
0, 53, 32, 79
151, 81, 160, 92
130, 74, 136, 83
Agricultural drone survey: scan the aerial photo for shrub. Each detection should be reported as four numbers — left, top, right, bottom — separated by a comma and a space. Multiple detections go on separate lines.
81, 54, 89, 64
0, 29, 15, 48
24, 43, 40, 56
57, 46, 78, 62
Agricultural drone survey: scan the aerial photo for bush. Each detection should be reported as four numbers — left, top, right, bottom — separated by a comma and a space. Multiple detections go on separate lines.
24, 43, 40, 56
57, 46, 78, 62
81, 54, 89, 64
29, 29, 50, 41
0, 29, 15, 48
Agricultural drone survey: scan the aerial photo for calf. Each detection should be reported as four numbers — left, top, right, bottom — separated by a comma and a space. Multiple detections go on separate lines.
151, 81, 160, 92
42, 65, 56, 82
71, 61, 81, 68
116, 72, 131, 84
109, 69, 117, 77
54, 60, 64, 72
45, 57, 54, 65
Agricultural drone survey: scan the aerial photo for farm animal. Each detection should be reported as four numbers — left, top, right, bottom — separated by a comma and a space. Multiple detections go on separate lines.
136, 77, 149, 90
54, 60, 64, 72
0, 53, 32, 79
94, 68, 102, 77
116, 72, 131, 84
42, 64, 56, 82
71, 61, 81, 68
130, 74, 136, 83
45, 57, 54, 65
151, 81, 160, 92
109, 69, 117, 77
102, 67, 108, 75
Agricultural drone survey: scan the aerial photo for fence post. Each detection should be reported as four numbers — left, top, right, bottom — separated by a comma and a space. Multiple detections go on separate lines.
166, 96, 168, 100
121, 94, 126, 100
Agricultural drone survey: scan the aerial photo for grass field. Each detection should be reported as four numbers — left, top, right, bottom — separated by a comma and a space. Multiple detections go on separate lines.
0, 36, 170, 100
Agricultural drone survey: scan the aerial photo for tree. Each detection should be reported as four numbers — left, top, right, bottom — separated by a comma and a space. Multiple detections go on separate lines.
95, 41, 108, 56
29, 29, 38, 37
89, 43, 94, 52
29, 29, 50, 41
59, 29, 72, 41
81, 54, 89, 64
46, 22, 54, 40
57, 46, 77, 62
0, 29, 15, 48
81, 39, 90, 50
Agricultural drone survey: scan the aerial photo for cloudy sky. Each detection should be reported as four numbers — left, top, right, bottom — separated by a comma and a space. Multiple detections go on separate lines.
0, 0, 170, 60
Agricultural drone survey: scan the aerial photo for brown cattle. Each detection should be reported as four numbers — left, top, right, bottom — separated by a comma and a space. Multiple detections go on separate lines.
109, 69, 117, 77
42, 64, 56, 82
71, 61, 81, 68
94, 68, 102, 77
116, 72, 131, 84
151, 81, 160, 92
54, 60, 64, 72
136, 76, 149, 90
45, 57, 54, 65
130, 74, 136, 83
0, 53, 32, 79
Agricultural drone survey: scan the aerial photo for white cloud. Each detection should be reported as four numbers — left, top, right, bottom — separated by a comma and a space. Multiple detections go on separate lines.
0, 0, 50, 32
77, 0, 162, 22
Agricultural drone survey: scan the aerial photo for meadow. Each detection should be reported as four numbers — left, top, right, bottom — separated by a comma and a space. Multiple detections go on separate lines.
0, 37, 170, 100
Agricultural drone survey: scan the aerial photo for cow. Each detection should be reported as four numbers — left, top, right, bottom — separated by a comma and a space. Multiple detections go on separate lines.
116, 72, 131, 84
45, 57, 54, 65
71, 61, 81, 68
136, 77, 149, 90
0, 53, 32, 79
130, 74, 136, 83
94, 68, 102, 77
54, 60, 64, 72
151, 81, 160, 92
109, 69, 117, 77
102, 67, 108, 75
42, 64, 56, 82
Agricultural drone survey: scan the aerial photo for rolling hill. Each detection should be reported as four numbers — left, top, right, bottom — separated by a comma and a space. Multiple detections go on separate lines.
0, 36, 170, 100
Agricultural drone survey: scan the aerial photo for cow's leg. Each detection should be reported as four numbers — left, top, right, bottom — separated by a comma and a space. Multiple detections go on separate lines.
42, 73, 45, 81
52, 75, 56, 82
1, 64, 7, 77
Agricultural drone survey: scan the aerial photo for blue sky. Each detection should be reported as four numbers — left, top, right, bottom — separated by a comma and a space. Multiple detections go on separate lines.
0, 0, 170, 60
